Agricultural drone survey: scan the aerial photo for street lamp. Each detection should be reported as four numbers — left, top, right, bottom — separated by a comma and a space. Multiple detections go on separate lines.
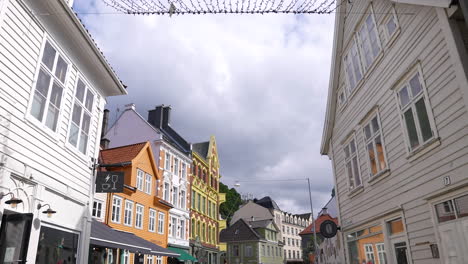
233, 178, 318, 264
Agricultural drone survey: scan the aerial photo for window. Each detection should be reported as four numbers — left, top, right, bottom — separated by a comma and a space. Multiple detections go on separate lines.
245, 245, 253, 257
172, 186, 179, 206
68, 78, 94, 154
122, 250, 129, 264
292, 250, 295, 259
208, 226, 212, 243
158, 212, 165, 234
262, 245, 265, 256
435, 194, 468, 223
288, 238, 290, 246
156, 256, 162, 264
147, 256, 154, 264
267, 245, 271, 256
357, 13, 381, 71
165, 152, 171, 170
192, 190, 196, 209
180, 219, 185, 239
338, 89, 347, 108
181, 163, 186, 179
136, 169, 144, 191
363, 115, 387, 176
376, 243, 387, 264
233, 245, 240, 256
174, 158, 179, 175
149, 209, 156, 232
208, 201, 212, 218
164, 182, 170, 201
170, 217, 177, 237
288, 250, 291, 259
197, 193, 201, 211
202, 223, 206, 241
276, 247, 278, 257
111, 196, 122, 223
145, 173, 152, 194
344, 40, 363, 92
136, 204, 144, 229
92, 200, 102, 218
396, 72, 435, 151
344, 138, 362, 189
364, 244, 375, 263
212, 201, 216, 218
30, 40, 68, 132
180, 190, 186, 209
124, 200, 134, 226
191, 219, 196, 238
383, 8, 399, 42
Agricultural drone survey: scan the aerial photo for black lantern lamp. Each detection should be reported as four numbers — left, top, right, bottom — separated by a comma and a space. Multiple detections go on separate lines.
0, 192, 23, 208
37, 203, 57, 218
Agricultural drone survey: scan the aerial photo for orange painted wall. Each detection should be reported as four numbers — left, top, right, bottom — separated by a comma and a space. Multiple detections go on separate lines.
104, 143, 171, 264
356, 226, 385, 264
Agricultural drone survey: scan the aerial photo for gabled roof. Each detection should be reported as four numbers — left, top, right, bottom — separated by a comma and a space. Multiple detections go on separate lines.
192, 142, 209, 159
254, 196, 281, 211
298, 214, 338, 236
219, 219, 261, 243
100, 142, 147, 165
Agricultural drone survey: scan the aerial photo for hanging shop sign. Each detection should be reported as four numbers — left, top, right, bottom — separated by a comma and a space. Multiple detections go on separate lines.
95, 172, 124, 193
320, 220, 339, 238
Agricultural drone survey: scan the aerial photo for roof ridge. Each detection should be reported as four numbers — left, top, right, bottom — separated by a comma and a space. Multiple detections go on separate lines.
101, 141, 147, 152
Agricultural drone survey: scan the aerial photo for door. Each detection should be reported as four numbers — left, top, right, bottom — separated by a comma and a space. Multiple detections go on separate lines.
437, 219, 468, 264
0, 212, 33, 264
393, 242, 408, 264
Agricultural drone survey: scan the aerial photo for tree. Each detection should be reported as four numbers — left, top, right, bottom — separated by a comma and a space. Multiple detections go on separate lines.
219, 182, 242, 225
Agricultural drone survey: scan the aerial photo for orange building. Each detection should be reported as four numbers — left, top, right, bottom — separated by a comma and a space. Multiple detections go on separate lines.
91, 142, 179, 264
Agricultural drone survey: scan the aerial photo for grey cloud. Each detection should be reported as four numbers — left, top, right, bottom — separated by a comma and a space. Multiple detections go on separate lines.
76, 0, 335, 215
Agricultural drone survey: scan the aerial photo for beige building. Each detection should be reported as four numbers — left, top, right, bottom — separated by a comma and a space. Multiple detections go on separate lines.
321, 1, 468, 264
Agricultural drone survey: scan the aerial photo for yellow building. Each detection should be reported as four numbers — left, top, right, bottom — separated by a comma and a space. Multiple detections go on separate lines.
189, 136, 226, 264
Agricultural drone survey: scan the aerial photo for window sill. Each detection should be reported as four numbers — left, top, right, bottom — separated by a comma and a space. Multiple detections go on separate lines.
368, 169, 391, 186
348, 185, 364, 198
363, 51, 384, 81
407, 137, 441, 163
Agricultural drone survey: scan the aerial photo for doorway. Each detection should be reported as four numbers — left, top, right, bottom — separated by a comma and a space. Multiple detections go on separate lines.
0, 211, 33, 264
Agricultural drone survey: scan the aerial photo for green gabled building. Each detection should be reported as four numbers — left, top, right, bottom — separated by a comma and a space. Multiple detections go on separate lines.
220, 218, 284, 264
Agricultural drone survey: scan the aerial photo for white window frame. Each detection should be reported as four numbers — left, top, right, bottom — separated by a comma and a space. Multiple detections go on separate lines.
135, 204, 144, 229
158, 212, 165, 234
173, 157, 179, 176
181, 163, 186, 179
356, 6, 382, 72
343, 38, 364, 94
381, 6, 400, 46
394, 67, 438, 154
122, 250, 129, 264
92, 200, 103, 219
376, 243, 387, 264
111, 195, 122, 223
170, 216, 177, 238
124, 200, 134, 227
67, 75, 95, 156
27, 37, 70, 135
172, 186, 179, 206
180, 219, 185, 239
156, 256, 162, 264
364, 244, 375, 263
343, 135, 362, 190
146, 256, 154, 264
165, 152, 171, 170
145, 173, 152, 195
149, 208, 157, 232
362, 112, 388, 177
180, 190, 186, 209
136, 169, 144, 191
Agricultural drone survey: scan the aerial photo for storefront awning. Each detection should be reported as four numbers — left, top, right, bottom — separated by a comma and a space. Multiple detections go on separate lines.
167, 247, 198, 262
90, 220, 179, 257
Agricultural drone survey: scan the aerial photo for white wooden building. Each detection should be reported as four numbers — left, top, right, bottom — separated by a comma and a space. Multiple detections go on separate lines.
0, 0, 126, 263
321, 0, 468, 264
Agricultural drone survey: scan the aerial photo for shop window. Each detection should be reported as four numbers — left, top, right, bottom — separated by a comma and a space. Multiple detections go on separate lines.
35, 226, 78, 264
347, 225, 387, 264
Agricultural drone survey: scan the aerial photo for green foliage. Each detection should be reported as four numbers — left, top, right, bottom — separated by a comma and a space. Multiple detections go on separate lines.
219, 182, 242, 225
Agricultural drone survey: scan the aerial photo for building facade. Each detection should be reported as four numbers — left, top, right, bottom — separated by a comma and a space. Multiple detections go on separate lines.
92, 142, 176, 264
321, 1, 468, 264
220, 218, 284, 264
104, 105, 194, 262
190, 137, 226, 264
0, 0, 126, 263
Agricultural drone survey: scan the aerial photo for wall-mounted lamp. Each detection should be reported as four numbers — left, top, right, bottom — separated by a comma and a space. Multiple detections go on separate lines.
0, 192, 23, 208
37, 203, 57, 218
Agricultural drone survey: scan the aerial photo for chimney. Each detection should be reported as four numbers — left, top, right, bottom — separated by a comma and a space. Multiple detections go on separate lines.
321, 207, 328, 215
100, 109, 110, 149
148, 105, 171, 129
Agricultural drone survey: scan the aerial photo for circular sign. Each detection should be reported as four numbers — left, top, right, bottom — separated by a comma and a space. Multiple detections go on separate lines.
320, 220, 338, 238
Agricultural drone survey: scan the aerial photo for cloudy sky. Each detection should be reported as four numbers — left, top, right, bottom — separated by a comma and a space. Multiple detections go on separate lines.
74, 0, 336, 215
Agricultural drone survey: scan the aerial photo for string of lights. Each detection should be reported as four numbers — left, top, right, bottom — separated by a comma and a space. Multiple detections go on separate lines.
101, 0, 338, 15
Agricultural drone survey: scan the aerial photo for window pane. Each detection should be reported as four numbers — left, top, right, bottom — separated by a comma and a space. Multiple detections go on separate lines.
344, 145, 350, 158
346, 58, 356, 89
364, 124, 372, 140
375, 135, 386, 171
81, 113, 91, 134
386, 16, 397, 36
71, 104, 82, 125
68, 123, 79, 146
79, 132, 88, 154
404, 109, 419, 149
49, 82, 63, 107
367, 143, 377, 175
54, 55, 68, 83
409, 73, 422, 96
85, 90, 94, 111
350, 140, 356, 153
455, 195, 468, 219
347, 162, 354, 189
42, 41, 56, 71
45, 104, 59, 131
415, 98, 433, 142
36, 69, 51, 97
435, 200, 456, 223
399, 86, 410, 107
75, 79, 86, 102
371, 117, 379, 133
31, 92, 47, 122
351, 45, 362, 82
388, 218, 404, 235
352, 157, 361, 186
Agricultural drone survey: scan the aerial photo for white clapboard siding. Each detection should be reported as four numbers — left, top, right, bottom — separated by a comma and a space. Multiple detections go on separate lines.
0, 0, 105, 202
329, 1, 468, 263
